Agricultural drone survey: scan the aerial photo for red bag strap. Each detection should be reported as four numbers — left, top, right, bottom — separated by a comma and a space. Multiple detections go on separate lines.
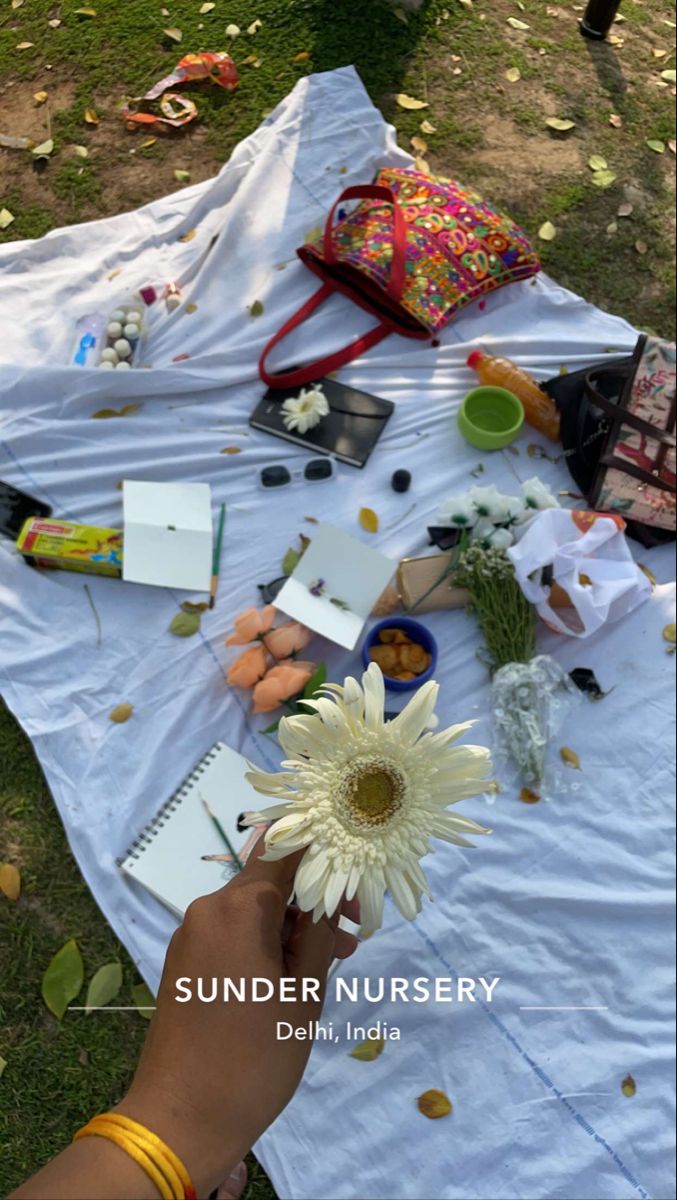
323, 183, 407, 299
259, 184, 407, 389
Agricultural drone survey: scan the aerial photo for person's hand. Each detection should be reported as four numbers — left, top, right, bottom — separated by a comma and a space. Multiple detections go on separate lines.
117, 842, 359, 1196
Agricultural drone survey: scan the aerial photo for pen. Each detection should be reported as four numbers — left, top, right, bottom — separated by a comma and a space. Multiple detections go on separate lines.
209, 502, 226, 610
201, 796, 243, 870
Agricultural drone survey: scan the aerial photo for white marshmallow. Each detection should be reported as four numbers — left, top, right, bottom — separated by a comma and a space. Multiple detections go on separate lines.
107, 321, 123, 338
110, 309, 126, 322
125, 309, 142, 324
114, 338, 132, 358
115, 360, 132, 370
123, 323, 140, 340
101, 347, 118, 364
99, 360, 115, 369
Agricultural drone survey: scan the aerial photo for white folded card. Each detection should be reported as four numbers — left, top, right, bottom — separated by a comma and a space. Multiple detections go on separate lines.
274, 522, 394, 650
122, 480, 213, 592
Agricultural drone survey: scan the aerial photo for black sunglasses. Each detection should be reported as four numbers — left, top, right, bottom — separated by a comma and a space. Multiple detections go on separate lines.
259, 458, 334, 489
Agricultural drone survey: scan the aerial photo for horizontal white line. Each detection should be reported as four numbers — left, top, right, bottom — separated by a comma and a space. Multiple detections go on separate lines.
519, 1006, 608, 1011
67, 1006, 157, 1011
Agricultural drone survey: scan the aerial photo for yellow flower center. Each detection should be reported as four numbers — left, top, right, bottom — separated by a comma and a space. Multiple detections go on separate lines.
337, 758, 405, 829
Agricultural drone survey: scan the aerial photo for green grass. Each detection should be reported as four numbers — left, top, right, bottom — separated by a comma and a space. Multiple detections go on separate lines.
0, 0, 675, 1194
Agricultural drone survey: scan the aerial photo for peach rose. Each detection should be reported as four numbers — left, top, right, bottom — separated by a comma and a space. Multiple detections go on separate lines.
263, 620, 313, 660
252, 660, 316, 713
226, 644, 268, 688
225, 604, 276, 646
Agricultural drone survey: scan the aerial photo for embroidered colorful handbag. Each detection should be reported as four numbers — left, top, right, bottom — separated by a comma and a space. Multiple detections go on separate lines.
259, 167, 541, 388
585, 335, 676, 535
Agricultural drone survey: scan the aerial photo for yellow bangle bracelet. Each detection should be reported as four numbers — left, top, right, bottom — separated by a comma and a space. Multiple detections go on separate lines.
73, 1112, 196, 1200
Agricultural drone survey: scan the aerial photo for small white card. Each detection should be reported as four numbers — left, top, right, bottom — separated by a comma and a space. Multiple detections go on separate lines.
122, 481, 213, 592
274, 523, 394, 650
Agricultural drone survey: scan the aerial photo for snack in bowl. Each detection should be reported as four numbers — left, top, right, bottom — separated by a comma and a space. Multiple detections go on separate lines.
362, 617, 438, 691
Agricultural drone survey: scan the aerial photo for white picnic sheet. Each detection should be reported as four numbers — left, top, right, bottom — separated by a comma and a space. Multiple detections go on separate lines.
0, 68, 674, 1200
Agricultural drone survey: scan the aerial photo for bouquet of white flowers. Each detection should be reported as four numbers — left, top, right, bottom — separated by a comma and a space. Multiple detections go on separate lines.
444, 482, 577, 795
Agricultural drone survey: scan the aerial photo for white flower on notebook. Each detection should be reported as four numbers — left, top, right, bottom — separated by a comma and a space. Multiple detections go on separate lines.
281, 385, 330, 435
242, 663, 493, 930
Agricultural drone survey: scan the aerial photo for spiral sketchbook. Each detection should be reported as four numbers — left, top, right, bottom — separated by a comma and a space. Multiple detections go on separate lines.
117, 742, 259, 918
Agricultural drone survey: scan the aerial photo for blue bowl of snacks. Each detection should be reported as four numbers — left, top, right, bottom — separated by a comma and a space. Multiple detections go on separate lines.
362, 617, 438, 692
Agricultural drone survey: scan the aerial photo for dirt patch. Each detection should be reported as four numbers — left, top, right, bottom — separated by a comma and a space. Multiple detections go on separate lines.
471, 114, 582, 184
1, 76, 227, 226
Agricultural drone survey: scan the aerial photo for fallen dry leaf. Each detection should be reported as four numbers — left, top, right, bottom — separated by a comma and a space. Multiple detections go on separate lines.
163, 27, 183, 42
179, 228, 197, 242
42, 939, 83, 1020
33, 90, 49, 105
185, 303, 198, 314
414, 156, 431, 175
395, 93, 428, 110
588, 154, 608, 171
249, 300, 264, 317
635, 240, 648, 255
85, 963, 122, 1014
506, 67, 521, 83
170, 611, 201, 638
350, 1038, 385, 1061
16, 42, 35, 50
0, 209, 15, 231
410, 135, 428, 154
247, 18, 263, 33
609, 114, 623, 128
174, 169, 191, 183
199, 1, 215, 11
663, 622, 676, 644
32, 139, 54, 157
72, 145, 88, 158
294, 51, 310, 61
84, 108, 100, 126
617, 202, 633, 217
74, 6, 97, 15
538, 220, 557, 242
507, 16, 530, 29
646, 139, 666, 154
591, 169, 617, 189
417, 1089, 453, 1119
420, 119, 436, 134
651, 47, 668, 58
546, 117, 576, 132
359, 506, 379, 534
669, 140, 677, 155
12, 0, 25, 7
662, 70, 677, 84
0, 863, 21, 901
225, 23, 240, 38
304, 516, 319, 524
109, 703, 133, 723
0, 1055, 7, 1077
91, 404, 141, 419
519, 787, 541, 804
609, 33, 624, 46
132, 981, 155, 1019
48, 17, 61, 26
560, 746, 581, 770
606, 221, 618, 235
621, 1073, 636, 1098
181, 600, 209, 614
220, 446, 241, 455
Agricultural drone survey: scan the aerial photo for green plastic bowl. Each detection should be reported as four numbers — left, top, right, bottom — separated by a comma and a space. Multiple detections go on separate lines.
458, 386, 525, 450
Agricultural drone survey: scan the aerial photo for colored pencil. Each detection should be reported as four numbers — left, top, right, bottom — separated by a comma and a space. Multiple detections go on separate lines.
201, 796, 243, 870
209, 502, 226, 609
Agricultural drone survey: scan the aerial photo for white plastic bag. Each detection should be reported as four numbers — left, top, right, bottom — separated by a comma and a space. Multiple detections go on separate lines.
508, 509, 651, 637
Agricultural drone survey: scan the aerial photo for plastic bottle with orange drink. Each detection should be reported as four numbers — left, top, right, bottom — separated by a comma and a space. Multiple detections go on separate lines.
467, 349, 561, 442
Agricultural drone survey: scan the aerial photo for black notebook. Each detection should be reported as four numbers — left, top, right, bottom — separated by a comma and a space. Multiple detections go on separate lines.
249, 376, 394, 468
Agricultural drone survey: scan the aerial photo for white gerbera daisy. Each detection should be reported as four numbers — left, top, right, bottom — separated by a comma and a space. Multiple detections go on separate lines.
281, 385, 330, 435
243, 663, 493, 930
